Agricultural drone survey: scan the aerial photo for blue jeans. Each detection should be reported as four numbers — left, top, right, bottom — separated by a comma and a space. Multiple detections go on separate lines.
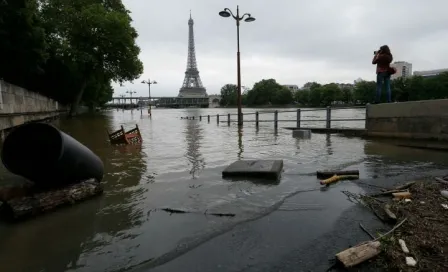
376, 72, 391, 103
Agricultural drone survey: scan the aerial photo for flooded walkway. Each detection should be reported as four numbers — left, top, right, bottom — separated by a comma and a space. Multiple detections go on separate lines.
0, 108, 447, 272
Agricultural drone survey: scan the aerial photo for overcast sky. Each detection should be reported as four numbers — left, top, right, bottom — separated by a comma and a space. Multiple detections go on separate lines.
113, 0, 448, 98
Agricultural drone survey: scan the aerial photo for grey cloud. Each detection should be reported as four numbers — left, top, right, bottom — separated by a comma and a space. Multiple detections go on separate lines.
116, 0, 448, 97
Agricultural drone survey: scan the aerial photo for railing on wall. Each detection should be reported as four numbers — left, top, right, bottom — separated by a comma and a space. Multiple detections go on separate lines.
185, 106, 367, 129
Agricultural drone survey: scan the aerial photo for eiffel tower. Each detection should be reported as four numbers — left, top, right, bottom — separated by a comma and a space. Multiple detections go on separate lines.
178, 12, 208, 98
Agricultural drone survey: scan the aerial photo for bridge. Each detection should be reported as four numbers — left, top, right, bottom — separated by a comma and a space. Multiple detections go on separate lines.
109, 95, 221, 108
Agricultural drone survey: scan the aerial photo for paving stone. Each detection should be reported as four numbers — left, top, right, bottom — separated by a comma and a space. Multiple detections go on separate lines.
222, 160, 283, 180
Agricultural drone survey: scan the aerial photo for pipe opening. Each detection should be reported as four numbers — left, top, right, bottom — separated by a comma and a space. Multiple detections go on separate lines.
1, 123, 63, 181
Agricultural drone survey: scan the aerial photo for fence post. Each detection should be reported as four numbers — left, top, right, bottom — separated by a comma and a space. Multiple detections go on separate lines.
199, 115, 202, 121
217, 114, 220, 124
227, 113, 230, 126
255, 111, 259, 127
274, 110, 278, 129
207, 115, 210, 123
296, 109, 301, 128
326, 106, 331, 129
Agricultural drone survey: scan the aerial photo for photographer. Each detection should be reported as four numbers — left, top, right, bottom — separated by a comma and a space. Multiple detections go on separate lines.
372, 45, 393, 103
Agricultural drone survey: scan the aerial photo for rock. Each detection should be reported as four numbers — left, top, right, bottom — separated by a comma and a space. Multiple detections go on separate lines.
441, 190, 448, 199
292, 129, 311, 139
406, 256, 417, 267
222, 160, 284, 180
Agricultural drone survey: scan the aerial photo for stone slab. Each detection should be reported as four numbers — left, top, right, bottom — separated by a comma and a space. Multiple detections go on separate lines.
292, 129, 311, 138
222, 160, 283, 180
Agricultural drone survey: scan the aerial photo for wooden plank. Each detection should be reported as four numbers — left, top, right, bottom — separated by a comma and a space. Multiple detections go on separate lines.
392, 192, 411, 199
316, 170, 359, 179
336, 241, 381, 268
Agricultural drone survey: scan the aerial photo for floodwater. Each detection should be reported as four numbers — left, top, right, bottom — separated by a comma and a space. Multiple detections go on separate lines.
0, 107, 447, 272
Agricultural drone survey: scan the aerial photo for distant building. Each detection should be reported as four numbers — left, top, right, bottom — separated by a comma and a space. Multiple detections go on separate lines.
413, 68, 448, 78
391, 61, 412, 80
283, 85, 300, 92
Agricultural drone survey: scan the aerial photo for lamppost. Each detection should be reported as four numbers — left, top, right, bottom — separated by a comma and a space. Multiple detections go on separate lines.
141, 79, 157, 116
126, 90, 136, 108
219, 6, 255, 126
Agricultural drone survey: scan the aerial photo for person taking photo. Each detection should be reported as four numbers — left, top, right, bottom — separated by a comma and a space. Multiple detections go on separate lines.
372, 45, 394, 103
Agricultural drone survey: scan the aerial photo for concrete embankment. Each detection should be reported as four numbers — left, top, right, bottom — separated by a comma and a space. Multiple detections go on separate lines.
366, 99, 448, 141
0, 80, 65, 139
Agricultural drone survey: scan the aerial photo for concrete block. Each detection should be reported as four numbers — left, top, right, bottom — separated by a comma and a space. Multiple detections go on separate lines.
222, 160, 284, 180
367, 99, 448, 118
292, 129, 311, 138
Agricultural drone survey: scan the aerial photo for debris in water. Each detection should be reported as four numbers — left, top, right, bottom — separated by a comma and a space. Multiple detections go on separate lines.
316, 170, 359, 179
207, 212, 235, 217
320, 174, 359, 185
161, 208, 189, 214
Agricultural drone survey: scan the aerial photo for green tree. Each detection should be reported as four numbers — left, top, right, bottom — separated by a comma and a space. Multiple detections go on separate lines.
353, 81, 376, 104
319, 83, 341, 106
295, 90, 310, 105
308, 87, 322, 106
340, 87, 354, 104
246, 79, 293, 106
0, 0, 47, 86
40, 0, 143, 116
272, 88, 293, 104
219, 84, 238, 106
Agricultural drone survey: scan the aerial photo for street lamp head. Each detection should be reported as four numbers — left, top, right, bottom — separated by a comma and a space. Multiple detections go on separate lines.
244, 16, 255, 22
219, 10, 231, 18
141, 80, 146, 84
153, 81, 158, 84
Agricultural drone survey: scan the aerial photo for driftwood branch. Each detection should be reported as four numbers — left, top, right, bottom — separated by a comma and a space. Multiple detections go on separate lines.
435, 177, 448, 185
1, 179, 103, 220
336, 241, 381, 268
373, 218, 408, 242
393, 181, 416, 190
359, 223, 375, 239
316, 170, 359, 179
336, 218, 408, 268
370, 189, 408, 197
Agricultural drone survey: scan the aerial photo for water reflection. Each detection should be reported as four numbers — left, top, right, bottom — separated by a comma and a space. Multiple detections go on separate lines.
237, 126, 244, 160
0, 113, 148, 272
326, 134, 333, 155
184, 119, 205, 179
363, 140, 448, 178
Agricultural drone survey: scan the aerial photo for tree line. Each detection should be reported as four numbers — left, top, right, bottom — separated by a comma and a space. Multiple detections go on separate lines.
220, 73, 448, 107
0, 0, 143, 116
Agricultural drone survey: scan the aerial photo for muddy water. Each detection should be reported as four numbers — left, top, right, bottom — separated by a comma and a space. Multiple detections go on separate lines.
0, 108, 447, 272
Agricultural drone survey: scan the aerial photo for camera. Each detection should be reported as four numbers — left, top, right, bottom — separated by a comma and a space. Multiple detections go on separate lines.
374, 50, 382, 55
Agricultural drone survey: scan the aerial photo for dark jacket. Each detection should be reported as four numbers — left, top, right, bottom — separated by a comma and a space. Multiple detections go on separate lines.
372, 53, 393, 74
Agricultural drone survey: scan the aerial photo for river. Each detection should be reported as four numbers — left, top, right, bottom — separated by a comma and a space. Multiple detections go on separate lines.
0, 107, 448, 272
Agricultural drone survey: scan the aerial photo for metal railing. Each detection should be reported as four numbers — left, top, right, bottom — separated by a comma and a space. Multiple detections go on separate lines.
184, 106, 367, 129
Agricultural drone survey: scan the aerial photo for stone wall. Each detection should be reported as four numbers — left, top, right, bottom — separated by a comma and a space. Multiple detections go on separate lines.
366, 99, 448, 141
0, 80, 65, 131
